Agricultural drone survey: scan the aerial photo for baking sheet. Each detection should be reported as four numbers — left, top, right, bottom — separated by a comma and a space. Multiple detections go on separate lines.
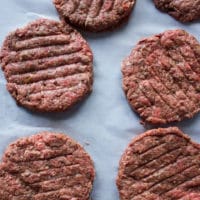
0, 0, 200, 199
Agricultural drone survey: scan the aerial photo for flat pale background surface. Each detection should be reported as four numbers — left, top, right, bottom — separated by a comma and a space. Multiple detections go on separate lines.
0, 1, 200, 199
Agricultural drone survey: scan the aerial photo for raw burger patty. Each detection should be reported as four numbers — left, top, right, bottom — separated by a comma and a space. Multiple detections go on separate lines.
0, 132, 95, 200
153, 0, 200, 22
122, 29, 200, 125
117, 127, 200, 200
53, 0, 136, 32
0, 18, 93, 112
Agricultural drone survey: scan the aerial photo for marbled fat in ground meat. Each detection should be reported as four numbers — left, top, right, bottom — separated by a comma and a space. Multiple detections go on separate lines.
122, 29, 200, 125
117, 127, 200, 200
0, 132, 95, 200
53, 0, 136, 32
0, 18, 93, 112
153, 0, 200, 22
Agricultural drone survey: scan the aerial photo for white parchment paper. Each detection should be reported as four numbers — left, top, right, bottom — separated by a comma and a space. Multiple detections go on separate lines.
0, 1, 200, 199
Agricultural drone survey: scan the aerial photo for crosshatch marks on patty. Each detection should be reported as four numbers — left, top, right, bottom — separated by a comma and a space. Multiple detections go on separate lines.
153, 0, 200, 23
117, 127, 200, 200
53, 0, 136, 32
0, 18, 93, 112
0, 132, 95, 200
122, 29, 200, 125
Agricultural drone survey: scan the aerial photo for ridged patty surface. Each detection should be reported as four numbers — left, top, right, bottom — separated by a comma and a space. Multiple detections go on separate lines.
117, 127, 200, 200
0, 132, 95, 200
122, 29, 200, 124
0, 18, 93, 112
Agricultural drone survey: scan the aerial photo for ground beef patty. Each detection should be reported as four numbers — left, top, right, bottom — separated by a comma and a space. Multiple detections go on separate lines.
122, 29, 200, 125
0, 18, 93, 112
153, 0, 200, 22
53, 0, 136, 32
117, 127, 200, 200
0, 132, 95, 200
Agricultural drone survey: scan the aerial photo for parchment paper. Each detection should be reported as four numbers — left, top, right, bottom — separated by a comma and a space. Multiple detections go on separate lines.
0, 1, 200, 199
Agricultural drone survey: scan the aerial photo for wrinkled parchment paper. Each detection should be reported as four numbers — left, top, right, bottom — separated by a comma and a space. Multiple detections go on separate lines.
0, 0, 200, 199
